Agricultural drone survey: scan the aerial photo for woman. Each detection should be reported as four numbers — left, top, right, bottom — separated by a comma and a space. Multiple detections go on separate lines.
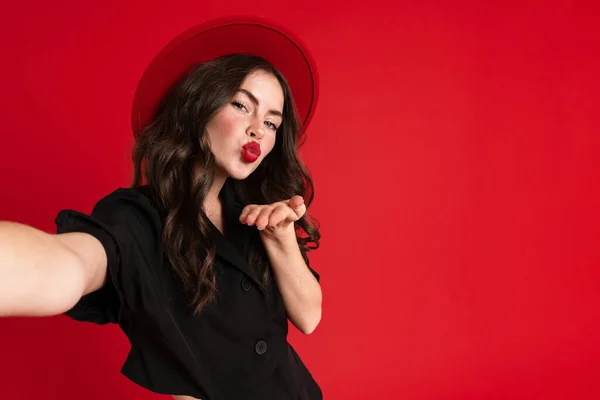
0, 17, 323, 400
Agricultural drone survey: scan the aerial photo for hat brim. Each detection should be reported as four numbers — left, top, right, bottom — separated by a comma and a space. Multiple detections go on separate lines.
131, 16, 318, 136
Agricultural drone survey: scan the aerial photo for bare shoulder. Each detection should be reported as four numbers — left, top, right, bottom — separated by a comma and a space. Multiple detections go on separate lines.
172, 396, 201, 400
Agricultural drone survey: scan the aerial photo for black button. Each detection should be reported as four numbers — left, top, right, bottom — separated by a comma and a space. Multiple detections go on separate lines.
255, 340, 267, 355
241, 277, 253, 291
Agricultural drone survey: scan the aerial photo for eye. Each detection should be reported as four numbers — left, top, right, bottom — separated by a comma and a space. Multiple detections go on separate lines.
265, 121, 278, 131
232, 101, 248, 112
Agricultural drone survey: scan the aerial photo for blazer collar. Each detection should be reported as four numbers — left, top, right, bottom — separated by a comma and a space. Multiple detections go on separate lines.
137, 183, 266, 294
214, 180, 266, 293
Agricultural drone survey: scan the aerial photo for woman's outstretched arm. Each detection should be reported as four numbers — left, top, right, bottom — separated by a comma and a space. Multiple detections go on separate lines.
0, 221, 108, 317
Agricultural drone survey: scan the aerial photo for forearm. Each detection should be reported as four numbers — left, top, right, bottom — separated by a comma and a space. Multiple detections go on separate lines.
261, 225, 322, 334
0, 221, 86, 317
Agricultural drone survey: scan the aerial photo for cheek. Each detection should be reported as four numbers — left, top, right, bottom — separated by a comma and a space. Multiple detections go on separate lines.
208, 109, 242, 142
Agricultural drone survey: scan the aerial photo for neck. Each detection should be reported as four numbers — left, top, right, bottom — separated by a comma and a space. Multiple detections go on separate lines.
202, 173, 227, 234
193, 160, 228, 208
203, 170, 227, 208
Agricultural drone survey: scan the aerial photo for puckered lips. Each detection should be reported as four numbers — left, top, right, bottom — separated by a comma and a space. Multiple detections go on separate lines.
242, 141, 261, 163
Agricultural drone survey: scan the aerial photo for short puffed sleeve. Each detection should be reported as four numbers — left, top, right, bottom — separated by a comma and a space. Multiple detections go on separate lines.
54, 187, 162, 325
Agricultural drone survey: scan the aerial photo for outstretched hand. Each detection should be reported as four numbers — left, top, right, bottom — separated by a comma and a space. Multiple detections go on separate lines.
239, 196, 306, 234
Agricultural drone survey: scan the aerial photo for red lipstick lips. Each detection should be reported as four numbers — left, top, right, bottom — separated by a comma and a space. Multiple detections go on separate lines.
242, 142, 261, 163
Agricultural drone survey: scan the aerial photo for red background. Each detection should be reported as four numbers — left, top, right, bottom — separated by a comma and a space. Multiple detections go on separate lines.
1, 1, 599, 399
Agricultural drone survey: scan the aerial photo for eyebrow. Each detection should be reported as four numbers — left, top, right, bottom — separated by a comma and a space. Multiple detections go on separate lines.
237, 89, 283, 118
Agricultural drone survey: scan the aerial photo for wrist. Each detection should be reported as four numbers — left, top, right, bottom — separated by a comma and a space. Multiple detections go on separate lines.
259, 223, 297, 245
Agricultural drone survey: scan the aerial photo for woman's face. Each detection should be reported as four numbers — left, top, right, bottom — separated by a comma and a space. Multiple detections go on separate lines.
206, 70, 284, 181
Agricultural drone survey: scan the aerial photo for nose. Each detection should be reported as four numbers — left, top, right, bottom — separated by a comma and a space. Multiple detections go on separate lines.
246, 118, 265, 140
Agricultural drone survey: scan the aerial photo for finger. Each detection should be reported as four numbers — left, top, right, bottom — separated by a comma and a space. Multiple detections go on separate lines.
244, 206, 264, 226
255, 207, 274, 230
288, 195, 304, 210
268, 205, 291, 227
239, 205, 257, 224
288, 196, 306, 219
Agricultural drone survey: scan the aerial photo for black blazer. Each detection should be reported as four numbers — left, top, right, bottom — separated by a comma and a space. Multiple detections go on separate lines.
54, 180, 322, 400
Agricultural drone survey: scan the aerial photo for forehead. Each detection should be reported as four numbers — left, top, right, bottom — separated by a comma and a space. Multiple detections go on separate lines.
240, 70, 284, 109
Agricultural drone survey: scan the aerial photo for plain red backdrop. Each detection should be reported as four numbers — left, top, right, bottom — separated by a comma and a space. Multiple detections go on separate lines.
1, 0, 599, 399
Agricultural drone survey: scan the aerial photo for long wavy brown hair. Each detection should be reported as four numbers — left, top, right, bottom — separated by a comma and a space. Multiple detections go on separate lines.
130, 54, 320, 314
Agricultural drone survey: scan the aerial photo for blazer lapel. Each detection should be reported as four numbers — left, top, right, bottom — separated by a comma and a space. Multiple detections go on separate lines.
214, 181, 266, 294
136, 182, 266, 294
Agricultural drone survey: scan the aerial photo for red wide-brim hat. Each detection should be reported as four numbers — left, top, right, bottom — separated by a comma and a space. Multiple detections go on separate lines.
131, 16, 319, 136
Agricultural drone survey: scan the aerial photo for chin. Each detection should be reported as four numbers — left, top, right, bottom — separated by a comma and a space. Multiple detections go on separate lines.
228, 171, 251, 180
215, 155, 263, 181
225, 163, 257, 180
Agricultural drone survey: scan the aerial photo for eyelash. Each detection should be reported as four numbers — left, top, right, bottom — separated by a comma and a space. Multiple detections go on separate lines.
232, 101, 279, 131
232, 100, 248, 112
